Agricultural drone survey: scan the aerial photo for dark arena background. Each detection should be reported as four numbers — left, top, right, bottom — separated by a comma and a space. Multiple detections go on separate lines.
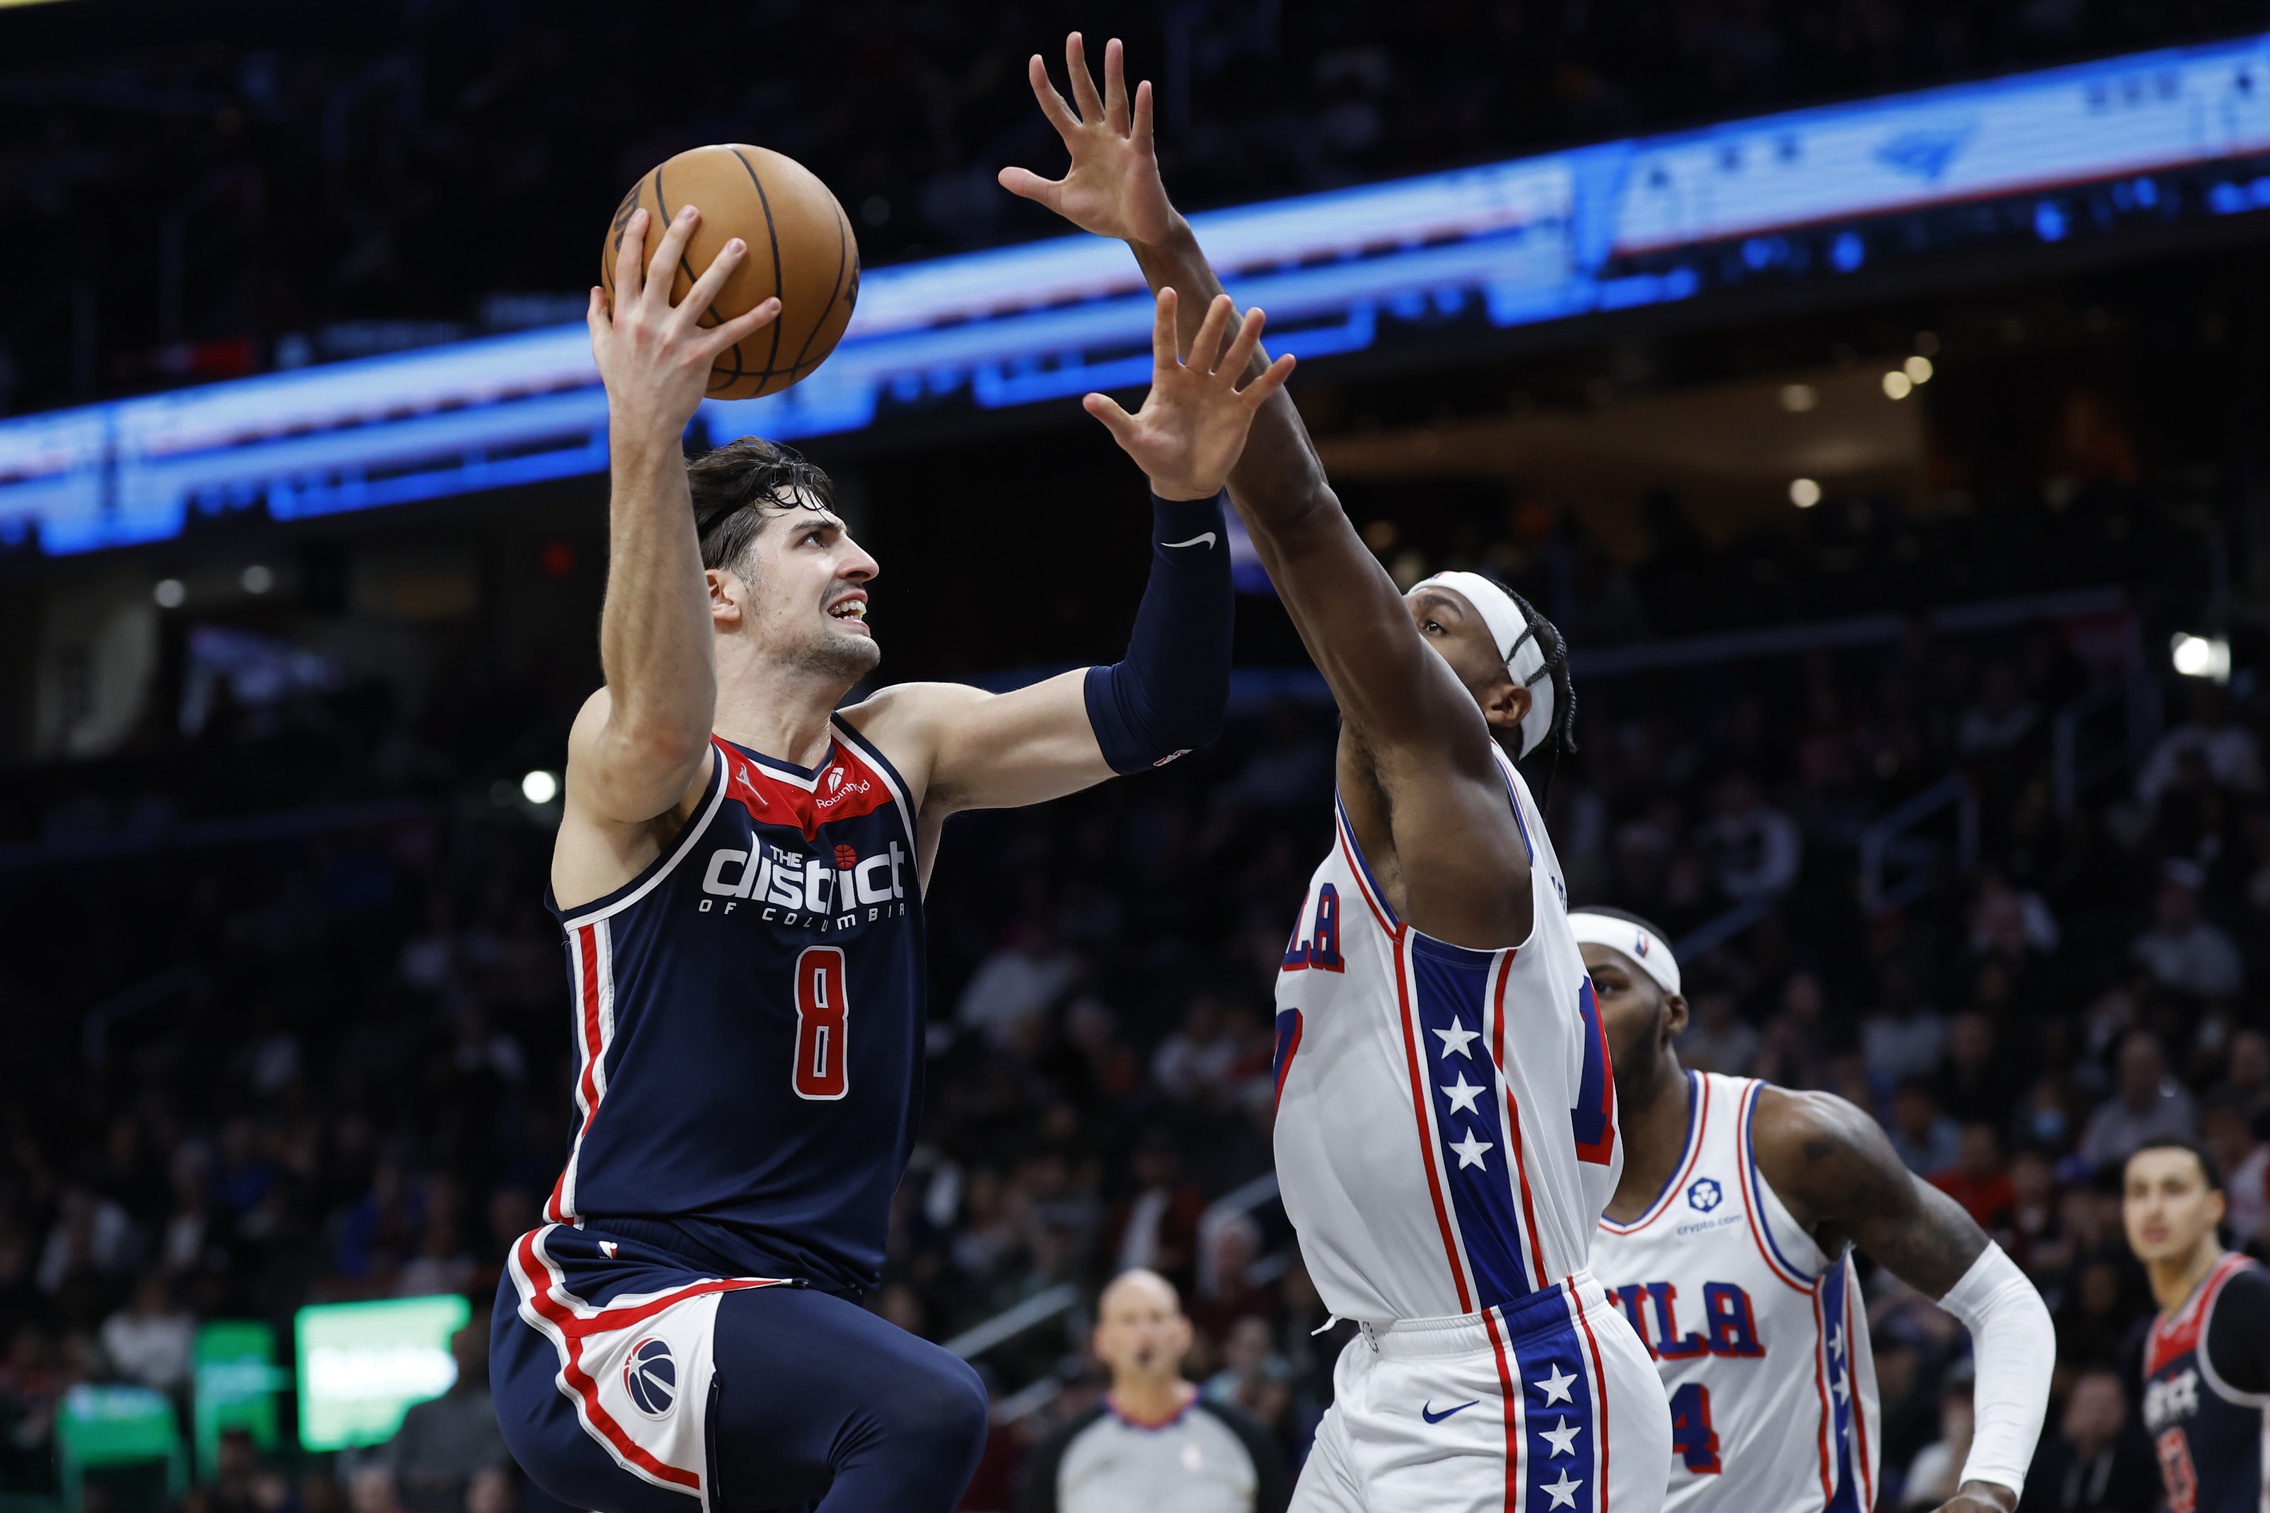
2, 3, 2269, 1511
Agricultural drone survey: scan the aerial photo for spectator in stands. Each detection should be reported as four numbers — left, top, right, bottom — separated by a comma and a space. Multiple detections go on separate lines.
1203, 1315, 1294, 1445
1888, 1079, 1963, 1176
2137, 684, 2261, 805
381, 1315, 509, 1513
2200, 1092, 2267, 1248
1931, 1124, 2018, 1231
1107, 1132, 1205, 1293
2219, 1028, 2270, 1119
957, 912, 1079, 1052
1151, 992, 1244, 1105
1900, 1361, 1976, 1510
1958, 660, 2041, 756
2014, 1367, 2157, 1513
1694, 771, 1802, 900
2130, 859, 2242, 1000
1936, 1011, 2015, 1131
1677, 980, 1759, 1075
1863, 964, 1949, 1086
2079, 1032, 2199, 1172
97, 1272, 193, 1393
1017, 1270, 1289, 1513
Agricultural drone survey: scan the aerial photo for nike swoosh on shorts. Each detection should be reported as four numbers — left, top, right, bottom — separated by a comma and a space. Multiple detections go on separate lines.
1422, 1399, 1480, 1423
1161, 533, 1217, 550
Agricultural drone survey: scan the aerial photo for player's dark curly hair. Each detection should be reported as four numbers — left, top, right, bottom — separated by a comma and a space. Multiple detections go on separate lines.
1483, 577, 1578, 802
686, 436, 836, 577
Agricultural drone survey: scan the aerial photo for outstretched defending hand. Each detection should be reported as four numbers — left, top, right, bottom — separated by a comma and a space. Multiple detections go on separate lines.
1086, 288, 1295, 500
590, 205, 781, 448
999, 33, 1173, 248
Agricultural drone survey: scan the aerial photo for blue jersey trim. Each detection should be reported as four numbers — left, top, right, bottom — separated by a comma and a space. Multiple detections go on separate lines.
1600, 1070, 1702, 1235
1741, 1083, 1822, 1287
1333, 793, 1401, 931
549, 752, 730, 928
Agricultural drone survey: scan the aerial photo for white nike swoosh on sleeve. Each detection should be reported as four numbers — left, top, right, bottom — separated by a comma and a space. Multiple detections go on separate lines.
1160, 533, 1218, 550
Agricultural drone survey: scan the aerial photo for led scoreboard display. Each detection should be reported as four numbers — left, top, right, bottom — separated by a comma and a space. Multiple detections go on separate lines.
9, 28, 2270, 554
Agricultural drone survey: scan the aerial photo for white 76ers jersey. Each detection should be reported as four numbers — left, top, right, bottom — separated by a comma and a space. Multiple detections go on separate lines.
1270, 750, 1620, 1322
1591, 1073, 1879, 1513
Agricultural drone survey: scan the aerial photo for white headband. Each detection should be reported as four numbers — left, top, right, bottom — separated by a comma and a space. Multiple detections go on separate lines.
1568, 911, 1681, 997
1417, 571, 1555, 759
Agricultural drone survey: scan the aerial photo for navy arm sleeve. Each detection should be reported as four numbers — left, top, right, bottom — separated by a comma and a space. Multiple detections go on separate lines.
2207, 1266, 2270, 1396
1082, 492, 1235, 775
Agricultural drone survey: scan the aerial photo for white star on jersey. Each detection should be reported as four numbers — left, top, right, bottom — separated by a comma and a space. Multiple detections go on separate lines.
1541, 1469, 1584, 1509
1533, 1364, 1576, 1406
1433, 1017, 1479, 1059
1448, 1130, 1493, 1169
1441, 1073, 1485, 1116
1540, 1416, 1582, 1457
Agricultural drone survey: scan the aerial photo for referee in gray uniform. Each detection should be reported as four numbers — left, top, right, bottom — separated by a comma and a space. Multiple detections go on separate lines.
1019, 1270, 1291, 1513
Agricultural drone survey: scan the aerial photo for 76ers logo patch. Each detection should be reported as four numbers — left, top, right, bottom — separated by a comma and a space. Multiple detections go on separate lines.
624, 1337, 678, 1418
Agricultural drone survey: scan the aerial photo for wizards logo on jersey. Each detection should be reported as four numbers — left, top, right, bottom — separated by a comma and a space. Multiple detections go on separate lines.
624, 1337, 677, 1418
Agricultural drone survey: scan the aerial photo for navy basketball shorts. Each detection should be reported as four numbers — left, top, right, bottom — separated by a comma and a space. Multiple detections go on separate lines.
492, 1224, 988, 1513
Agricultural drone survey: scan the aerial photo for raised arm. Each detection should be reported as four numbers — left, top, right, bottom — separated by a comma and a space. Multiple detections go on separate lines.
840, 273, 1288, 851
1002, 35, 1532, 948
554, 207, 780, 907
1754, 1088, 2054, 1513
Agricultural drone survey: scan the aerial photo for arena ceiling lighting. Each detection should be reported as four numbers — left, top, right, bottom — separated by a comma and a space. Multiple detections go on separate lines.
12, 28, 2270, 553
2170, 632, 2233, 682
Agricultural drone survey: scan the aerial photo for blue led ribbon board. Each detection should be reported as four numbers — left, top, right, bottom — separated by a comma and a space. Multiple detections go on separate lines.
8, 29, 2270, 553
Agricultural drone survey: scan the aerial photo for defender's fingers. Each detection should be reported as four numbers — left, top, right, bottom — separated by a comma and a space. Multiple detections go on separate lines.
1216, 306, 1269, 380
1132, 79, 1155, 152
1103, 37, 1130, 134
673, 237, 747, 335
1238, 352, 1298, 408
1066, 32, 1105, 122
611, 209, 649, 314
699, 296, 780, 360
1150, 288, 1181, 370
1081, 391, 1139, 445
643, 205, 701, 312
996, 165, 1065, 211
1190, 293, 1238, 373
1026, 53, 1080, 137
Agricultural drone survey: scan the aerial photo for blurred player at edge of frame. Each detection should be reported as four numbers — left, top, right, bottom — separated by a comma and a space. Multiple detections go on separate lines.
1579, 908, 2053, 1513
488, 203, 1292, 1511
2124, 1139, 2270, 1513
1006, 36, 1671, 1513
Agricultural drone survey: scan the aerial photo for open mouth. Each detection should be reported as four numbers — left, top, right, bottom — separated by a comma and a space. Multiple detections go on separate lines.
827, 592, 869, 629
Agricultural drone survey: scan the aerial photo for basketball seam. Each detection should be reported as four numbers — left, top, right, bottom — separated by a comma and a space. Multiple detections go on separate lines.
653, 161, 746, 395
782, 199, 851, 383
729, 146, 787, 393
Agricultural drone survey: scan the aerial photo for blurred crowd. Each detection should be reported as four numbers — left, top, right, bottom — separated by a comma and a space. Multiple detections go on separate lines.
0, 505, 2263, 1511
6, 0, 2270, 409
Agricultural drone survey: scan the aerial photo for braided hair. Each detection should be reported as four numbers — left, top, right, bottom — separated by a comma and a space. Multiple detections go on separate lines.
1496, 580, 1579, 804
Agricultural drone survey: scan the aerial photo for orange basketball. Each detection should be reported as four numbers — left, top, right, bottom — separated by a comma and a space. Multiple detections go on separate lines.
601, 144, 860, 401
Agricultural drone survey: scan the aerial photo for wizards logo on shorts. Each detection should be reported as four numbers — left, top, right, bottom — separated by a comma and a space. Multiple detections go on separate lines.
624, 1337, 678, 1418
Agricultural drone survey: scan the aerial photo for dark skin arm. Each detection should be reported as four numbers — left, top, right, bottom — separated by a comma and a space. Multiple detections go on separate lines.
1751, 1086, 2014, 1513
1002, 35, 1534, 951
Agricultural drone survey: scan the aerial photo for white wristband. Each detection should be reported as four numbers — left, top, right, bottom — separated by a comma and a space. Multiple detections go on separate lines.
1935, 1242, 2055, 1497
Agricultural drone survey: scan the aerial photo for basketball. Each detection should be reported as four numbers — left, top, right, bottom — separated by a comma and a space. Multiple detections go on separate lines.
601, 144, 860, 401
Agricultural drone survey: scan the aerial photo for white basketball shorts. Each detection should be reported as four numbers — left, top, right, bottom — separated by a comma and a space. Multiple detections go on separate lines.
1293, 1271, 1672, 1513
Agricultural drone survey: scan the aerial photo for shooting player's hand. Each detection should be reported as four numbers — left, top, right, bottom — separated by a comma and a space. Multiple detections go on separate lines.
590, 205, 780, 445
1084, 289, 1295, 501
999, 33, 1174, 248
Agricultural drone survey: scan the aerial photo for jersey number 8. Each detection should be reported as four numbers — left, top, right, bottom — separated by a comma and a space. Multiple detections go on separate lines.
792, 947, 850, 1101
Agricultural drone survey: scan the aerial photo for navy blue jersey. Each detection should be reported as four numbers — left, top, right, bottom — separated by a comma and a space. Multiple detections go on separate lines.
542, 720, 924, 1295
2142, 1253, 2270, 1513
